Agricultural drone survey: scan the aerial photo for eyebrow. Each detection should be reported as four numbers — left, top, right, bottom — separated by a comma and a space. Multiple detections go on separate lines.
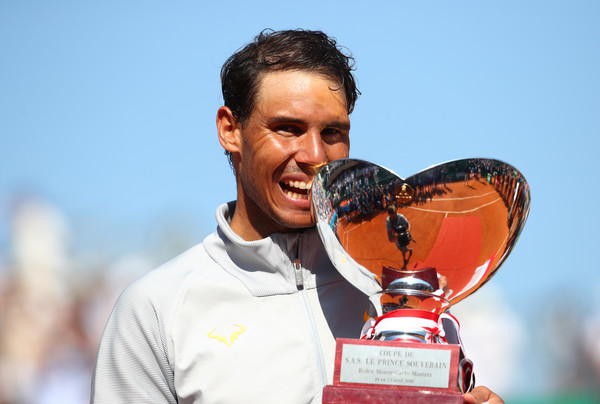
266, 115, 351, 131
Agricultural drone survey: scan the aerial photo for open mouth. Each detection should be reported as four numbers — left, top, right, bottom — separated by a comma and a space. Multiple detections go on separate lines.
280, 179, 312, 200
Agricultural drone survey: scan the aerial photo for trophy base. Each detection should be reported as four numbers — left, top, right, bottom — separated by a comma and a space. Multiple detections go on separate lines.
323, 384, 462, 404
323, 338, 463, 403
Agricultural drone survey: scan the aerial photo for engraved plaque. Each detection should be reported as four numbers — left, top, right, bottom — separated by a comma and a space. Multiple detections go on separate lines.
339, 343, 452, 388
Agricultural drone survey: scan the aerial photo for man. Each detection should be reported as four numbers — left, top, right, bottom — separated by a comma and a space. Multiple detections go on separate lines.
386, 204, 414, 267
91, 29, 503, 403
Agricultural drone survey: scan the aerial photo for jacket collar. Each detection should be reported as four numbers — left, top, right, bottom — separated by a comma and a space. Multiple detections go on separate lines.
202, 202, 342, 297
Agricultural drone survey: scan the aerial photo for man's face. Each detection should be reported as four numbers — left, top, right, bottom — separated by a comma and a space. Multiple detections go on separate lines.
230, 70, 350, 239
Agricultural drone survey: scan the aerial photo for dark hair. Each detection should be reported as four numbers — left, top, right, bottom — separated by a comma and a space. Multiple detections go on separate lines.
220, 29, 360, 165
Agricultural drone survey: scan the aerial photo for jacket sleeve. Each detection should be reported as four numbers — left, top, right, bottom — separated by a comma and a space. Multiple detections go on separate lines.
90, 280, 177, 403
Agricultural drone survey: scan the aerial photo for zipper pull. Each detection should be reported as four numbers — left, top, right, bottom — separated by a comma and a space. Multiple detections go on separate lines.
293, 259, 304, 290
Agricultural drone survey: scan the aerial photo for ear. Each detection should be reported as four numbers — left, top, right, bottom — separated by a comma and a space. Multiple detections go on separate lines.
216, 106, 242, 154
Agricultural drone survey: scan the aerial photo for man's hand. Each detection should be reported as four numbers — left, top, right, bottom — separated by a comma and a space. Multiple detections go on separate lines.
463, 386, 504, 404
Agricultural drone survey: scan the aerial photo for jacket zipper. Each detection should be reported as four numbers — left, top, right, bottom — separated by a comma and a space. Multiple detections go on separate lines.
294, 236, 328, 390
294, 258, 304, 290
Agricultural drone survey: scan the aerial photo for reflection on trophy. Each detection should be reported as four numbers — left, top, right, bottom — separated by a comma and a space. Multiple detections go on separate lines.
312, 158, 531, 403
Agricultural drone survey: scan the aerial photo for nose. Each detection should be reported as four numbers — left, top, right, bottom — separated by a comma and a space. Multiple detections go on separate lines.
295, 130, 327, 170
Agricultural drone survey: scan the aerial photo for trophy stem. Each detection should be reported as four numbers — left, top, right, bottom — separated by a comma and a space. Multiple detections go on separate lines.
362, 309, 448, 344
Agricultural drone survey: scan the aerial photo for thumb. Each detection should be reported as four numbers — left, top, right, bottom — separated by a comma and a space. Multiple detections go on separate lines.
463, 386, 504, 404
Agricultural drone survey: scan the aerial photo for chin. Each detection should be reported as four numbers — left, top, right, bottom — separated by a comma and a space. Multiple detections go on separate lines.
279, 215, 315, 231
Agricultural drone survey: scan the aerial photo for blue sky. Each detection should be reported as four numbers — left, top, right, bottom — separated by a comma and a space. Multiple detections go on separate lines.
1, 0, 599, 394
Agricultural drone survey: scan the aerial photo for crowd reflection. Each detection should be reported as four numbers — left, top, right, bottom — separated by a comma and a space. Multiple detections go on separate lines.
315, 158, 531, 260
312, 158, 532, 311
315, 161, 404, 226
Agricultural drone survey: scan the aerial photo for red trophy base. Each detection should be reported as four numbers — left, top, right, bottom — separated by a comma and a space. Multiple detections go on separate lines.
322, 339, 463, 404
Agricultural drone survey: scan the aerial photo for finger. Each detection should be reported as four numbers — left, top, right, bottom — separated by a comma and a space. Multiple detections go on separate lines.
463, 386, 505, 404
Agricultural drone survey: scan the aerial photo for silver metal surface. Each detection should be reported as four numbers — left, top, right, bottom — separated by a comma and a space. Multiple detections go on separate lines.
312, 158, 531, 313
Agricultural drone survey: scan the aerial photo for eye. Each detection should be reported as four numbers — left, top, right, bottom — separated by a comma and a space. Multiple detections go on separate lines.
274, 124, 303, 136
321, 127, 348, 143
322, 127, 340, 136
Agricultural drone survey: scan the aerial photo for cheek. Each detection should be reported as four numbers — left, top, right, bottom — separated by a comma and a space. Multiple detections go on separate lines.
242, 140, 286, 183
255, 138, 293, 170
327, 141, 350, 160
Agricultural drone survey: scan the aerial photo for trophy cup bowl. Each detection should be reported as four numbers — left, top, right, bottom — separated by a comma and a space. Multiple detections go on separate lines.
312, 158, 531, 403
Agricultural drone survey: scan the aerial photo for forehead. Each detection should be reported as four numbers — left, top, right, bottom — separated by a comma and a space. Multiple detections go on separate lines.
253, 70, 348, 112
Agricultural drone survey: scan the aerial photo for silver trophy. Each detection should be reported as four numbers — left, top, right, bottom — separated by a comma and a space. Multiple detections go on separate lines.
313, 158, 530, 401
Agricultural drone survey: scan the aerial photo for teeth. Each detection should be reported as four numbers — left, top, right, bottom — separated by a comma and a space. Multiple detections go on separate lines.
285, 179, 312, 190
282, 179, 312, 200
286, 191, 308, 200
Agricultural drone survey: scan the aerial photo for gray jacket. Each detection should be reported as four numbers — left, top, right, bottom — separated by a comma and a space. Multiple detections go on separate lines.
91, 202, 369, 403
